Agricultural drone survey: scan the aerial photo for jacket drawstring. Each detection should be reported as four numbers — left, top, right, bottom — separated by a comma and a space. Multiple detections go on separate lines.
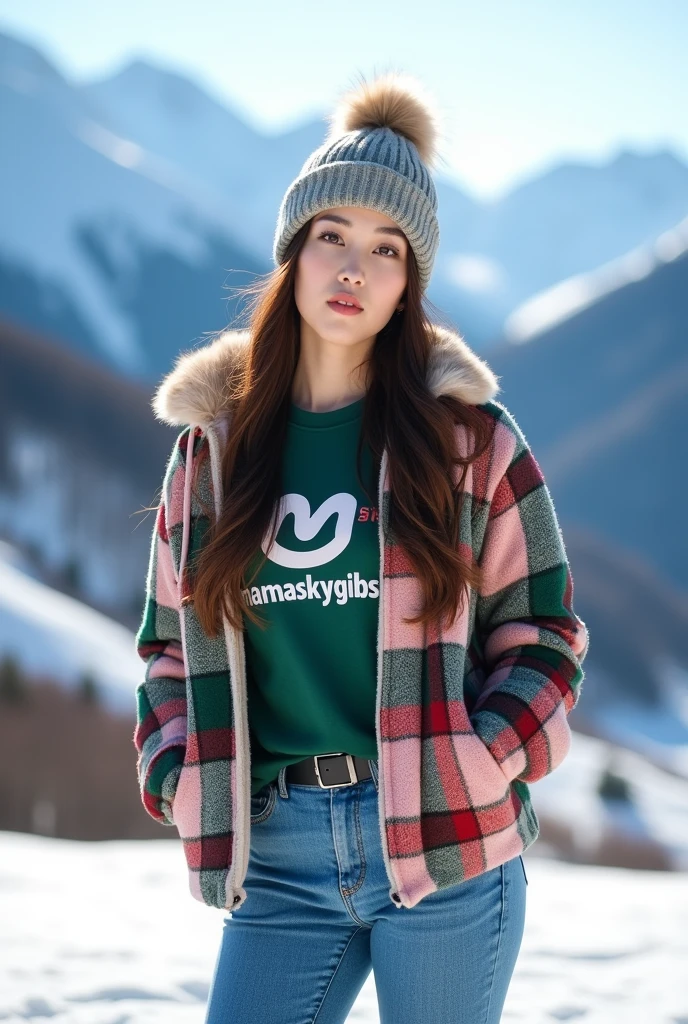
179, 424, 196, 596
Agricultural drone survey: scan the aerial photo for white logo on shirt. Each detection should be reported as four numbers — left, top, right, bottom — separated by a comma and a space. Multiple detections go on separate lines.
263, 493, 358, 568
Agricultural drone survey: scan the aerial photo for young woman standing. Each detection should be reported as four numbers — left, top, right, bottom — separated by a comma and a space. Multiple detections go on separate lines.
134, 71, 590, 1023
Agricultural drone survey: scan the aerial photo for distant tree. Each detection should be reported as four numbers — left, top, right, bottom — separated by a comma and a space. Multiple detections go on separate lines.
63, 556, 81, 592
23, 539, 44, 571
598, 764, 632, 804
0, 653, 29, 704
77, 671, 100, 706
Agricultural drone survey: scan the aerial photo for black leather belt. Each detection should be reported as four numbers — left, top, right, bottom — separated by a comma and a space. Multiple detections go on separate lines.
285, 753, 373, 788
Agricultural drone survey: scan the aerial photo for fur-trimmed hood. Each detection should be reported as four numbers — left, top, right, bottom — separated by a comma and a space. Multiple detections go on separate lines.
152, 324, 501, 430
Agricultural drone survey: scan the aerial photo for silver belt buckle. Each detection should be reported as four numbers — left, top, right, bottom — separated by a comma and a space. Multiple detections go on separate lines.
314, 753, 357, 788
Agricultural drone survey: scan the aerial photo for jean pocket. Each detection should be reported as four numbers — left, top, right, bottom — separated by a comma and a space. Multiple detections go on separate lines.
250, 783, 277, 824
519, 854, 529, 886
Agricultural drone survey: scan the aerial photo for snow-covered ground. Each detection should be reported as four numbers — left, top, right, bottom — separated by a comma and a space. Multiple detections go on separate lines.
1, 830, 687, 1023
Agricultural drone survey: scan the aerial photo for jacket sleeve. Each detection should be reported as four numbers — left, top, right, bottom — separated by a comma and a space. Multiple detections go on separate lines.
469, 405, 590, 785
133, 431, 189, 825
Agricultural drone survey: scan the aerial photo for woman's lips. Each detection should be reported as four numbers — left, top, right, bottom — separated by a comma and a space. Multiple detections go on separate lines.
327, 300, 363, 316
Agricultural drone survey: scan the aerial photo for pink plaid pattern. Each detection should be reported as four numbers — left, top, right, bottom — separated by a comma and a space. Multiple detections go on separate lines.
135, 394, 589, 912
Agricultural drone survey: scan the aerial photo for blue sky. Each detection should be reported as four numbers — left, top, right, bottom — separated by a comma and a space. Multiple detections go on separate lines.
0, 0, 685, 200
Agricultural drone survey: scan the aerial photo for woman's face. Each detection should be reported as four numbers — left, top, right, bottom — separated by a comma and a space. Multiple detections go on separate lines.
294, 206, 408, 348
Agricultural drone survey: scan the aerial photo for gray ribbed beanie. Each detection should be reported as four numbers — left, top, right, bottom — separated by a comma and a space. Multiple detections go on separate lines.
272, 72, 442, 293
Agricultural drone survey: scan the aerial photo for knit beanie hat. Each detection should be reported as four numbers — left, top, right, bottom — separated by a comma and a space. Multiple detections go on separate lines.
272, 71, 442, 293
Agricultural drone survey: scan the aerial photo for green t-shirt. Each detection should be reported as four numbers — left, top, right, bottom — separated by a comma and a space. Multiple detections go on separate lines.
242, 396, 380, 794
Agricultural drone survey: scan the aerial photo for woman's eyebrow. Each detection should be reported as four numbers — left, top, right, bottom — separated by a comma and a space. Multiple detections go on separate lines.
314, 213, 407, 240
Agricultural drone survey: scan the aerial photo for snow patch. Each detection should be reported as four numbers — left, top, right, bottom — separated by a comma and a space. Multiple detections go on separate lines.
504, 213, 688, 343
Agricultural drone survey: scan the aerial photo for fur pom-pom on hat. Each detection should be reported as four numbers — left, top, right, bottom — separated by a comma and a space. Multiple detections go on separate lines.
325, 70, 442, 170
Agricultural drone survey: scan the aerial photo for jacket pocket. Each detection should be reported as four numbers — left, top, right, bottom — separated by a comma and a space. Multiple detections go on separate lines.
459, 709, 513, 807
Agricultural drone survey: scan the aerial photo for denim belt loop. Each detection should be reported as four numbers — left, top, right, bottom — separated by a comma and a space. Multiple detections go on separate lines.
368, 759, 379, 792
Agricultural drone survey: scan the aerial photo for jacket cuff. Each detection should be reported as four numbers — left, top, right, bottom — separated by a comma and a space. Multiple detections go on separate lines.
142, 744, 186, 824
159, 762, 183, 825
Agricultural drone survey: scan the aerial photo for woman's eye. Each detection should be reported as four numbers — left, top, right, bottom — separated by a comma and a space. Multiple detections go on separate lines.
317, 231, 399, 258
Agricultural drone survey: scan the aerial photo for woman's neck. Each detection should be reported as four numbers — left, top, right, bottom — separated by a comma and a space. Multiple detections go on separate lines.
291, 326, 372, 413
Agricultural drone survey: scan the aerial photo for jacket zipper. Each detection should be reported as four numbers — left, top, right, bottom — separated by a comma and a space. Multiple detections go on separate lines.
225, 615, 252, 903
374, 449, 403, 907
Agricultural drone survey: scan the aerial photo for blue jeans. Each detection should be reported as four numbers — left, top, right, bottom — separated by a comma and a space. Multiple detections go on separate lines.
204, 762, 527, 1023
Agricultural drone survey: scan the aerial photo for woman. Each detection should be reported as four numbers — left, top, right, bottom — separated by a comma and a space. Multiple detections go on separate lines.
134, 71, 590, 1023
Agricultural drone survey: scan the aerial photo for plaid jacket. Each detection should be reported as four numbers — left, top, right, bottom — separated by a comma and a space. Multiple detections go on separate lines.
134, 324, 590, 912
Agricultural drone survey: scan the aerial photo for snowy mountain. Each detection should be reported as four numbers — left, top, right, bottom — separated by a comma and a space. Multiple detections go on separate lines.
2, 27, 688, 379
79, 57, 326, 262
566, 528, 688, 776
485, 225, 688, 763
0, 31, 266, 382
80, 48, 688, 348
503, 212, 688, 343
0, 316, 176, 621
0, 540, 140, 715
487, 219, 688, 593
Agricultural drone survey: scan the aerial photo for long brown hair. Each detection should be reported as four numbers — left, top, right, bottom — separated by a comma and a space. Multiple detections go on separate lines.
189, 219, 494, 638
